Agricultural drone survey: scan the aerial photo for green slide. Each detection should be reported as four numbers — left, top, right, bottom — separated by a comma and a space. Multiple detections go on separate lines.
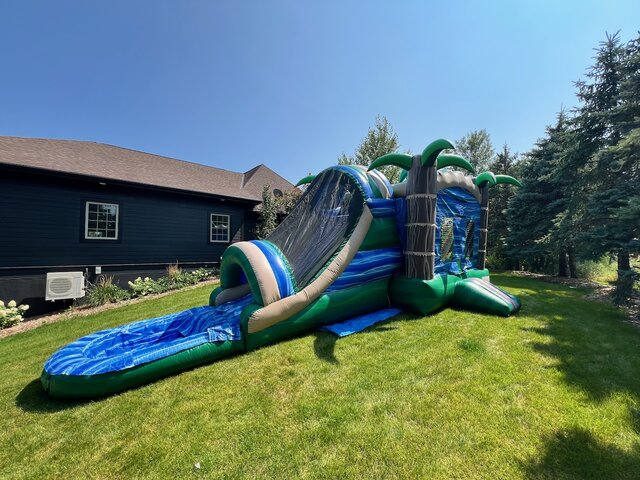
453, 277, 521, 316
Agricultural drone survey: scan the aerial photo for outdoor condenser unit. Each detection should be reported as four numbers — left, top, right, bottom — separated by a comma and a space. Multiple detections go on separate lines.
45, 272, 85, 301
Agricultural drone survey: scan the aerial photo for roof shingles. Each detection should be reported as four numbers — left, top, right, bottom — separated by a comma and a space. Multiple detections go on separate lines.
0, 136, 293, 202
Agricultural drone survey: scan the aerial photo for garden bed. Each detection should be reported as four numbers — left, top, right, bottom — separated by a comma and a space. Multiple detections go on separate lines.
0, 278, 219, 340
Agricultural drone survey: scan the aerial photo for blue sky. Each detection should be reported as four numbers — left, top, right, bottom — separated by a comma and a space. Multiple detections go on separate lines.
1, 1, 638, 183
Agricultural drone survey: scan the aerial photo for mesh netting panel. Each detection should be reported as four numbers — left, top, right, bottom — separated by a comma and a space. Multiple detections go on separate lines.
434, 187, 481, 274
440, 218, 454, 260
464, 220, 475, 259
267, 169, 365, 289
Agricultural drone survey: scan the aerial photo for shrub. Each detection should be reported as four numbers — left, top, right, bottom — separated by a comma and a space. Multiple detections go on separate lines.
96, 266, 219, 305
0, 300, 29, 329
164, 273, 194, 290
164, 264, 216, 289
166, 263, 183, 284
86, 276, 130, 307
576, 257, 618, 284
190, 267, 218, 282
255, 185, 301, 239
128, 277, 166, 297
485, 252, 510, 272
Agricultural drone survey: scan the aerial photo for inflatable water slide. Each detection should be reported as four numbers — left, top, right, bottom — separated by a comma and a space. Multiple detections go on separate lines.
41, 139, 522, 399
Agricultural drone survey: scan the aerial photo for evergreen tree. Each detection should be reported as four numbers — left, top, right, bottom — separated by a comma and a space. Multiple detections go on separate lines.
545, 111, 580, 277
455, 129, 495, 172
507, 111, 576, 274
486, 144, 518, 269
547, 35, 624, 282
577, 33, 640, 302
338, 115, 401, 182
508, 31, 638, 302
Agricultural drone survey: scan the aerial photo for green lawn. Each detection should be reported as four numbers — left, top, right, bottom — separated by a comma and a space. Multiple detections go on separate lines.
575, 256, 640, 286
1, 274, 639, 479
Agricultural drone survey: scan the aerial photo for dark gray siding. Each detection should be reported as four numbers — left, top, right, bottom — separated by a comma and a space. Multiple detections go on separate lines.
0, 168, 255, 269
0, 167, 259, 315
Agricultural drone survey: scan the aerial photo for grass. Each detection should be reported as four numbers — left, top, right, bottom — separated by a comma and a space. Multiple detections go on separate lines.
576, 256, 640, 285
1, 273, 640, 479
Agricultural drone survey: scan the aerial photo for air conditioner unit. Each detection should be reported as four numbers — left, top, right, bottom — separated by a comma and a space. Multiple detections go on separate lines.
46, 272, 85, 301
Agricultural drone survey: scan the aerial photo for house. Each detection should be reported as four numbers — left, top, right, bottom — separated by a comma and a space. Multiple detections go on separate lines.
0, 136, 294, 316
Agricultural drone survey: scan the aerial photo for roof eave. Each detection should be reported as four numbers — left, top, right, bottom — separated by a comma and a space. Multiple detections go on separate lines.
0, 163, 262, 204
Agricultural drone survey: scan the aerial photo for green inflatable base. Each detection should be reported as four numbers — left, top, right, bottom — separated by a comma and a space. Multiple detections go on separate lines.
41, 269, 521, 399
452, 277, 521, 317
41, 338, 244, 399
42, 279, 392, 399
389, 274, 452, 315
388, 269, 521, 318
243, 278, 391, 351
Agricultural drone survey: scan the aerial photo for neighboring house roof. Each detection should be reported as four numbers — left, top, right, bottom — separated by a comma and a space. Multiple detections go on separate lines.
0, 136, 294, 202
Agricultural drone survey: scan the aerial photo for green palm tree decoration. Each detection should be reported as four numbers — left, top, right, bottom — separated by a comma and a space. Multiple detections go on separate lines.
295, 175, 316, 187
494, 174, 522, 187
474, 172, 522, 269
369, 139, 473, 280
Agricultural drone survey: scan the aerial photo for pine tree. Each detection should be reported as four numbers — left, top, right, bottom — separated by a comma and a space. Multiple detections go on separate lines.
455, 129, 495, 172
536, 33, 626, 284
509, 32, 639, 302
545, 111, 580, 277
338, 115, 401, 182
486, 144, 518, 269
577, 33, 640, 302
507, 112, 571, 274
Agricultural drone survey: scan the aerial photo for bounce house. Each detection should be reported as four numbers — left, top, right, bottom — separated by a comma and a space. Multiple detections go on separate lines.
41, 139, 522, 398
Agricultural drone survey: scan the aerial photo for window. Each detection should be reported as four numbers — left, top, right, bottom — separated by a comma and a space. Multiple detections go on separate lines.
440, 217, 454, 261
85, 202, 119, 240
210, 214, 230, 243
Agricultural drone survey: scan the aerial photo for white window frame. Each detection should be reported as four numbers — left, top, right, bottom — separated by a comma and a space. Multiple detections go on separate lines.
85, 201, 119, 240
210, 213, 231, 243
